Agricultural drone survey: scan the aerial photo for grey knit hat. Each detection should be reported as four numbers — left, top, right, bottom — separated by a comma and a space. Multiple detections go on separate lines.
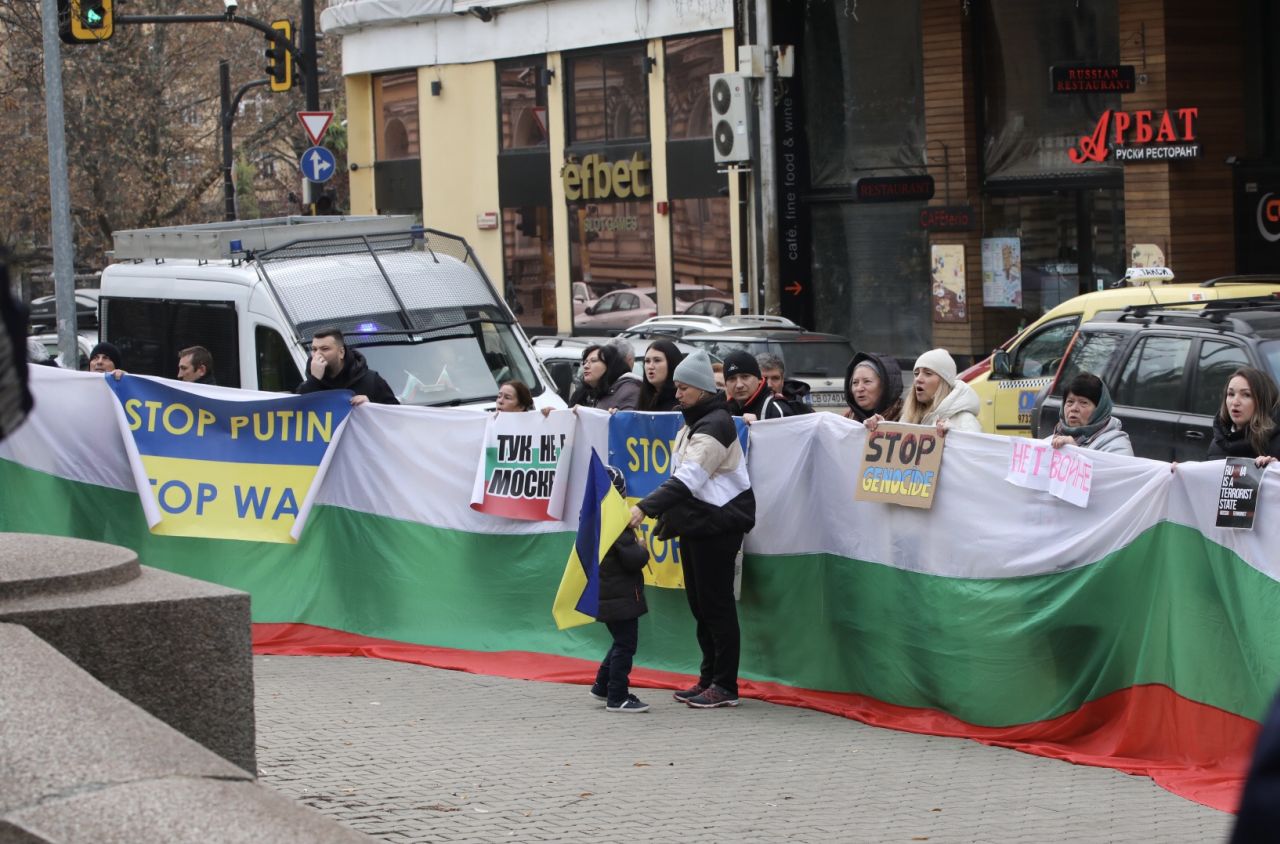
671, 349, 718, 394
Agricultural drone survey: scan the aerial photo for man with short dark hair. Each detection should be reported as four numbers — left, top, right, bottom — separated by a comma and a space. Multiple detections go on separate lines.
757, 352, 813, 414
177, 346, 216, 385
722, 350, 789, 423
296, 328, 399, 406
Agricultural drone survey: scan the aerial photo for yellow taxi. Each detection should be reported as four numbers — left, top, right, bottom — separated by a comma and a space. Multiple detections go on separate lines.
961, 271, 1280, 435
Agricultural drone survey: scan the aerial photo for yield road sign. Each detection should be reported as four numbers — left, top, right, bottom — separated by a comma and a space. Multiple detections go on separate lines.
297, 111, 334, 146
300, 146, 337, 183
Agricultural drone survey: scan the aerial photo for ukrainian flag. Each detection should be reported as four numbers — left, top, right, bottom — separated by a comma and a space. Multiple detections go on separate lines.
552, 449, 630, 630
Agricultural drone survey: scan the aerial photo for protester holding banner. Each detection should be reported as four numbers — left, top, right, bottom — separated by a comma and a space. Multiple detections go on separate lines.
1207, 367, 1280, 466
588, 466, 652, 713
88, 342, 123, 374
1046, 373, 1132, 455
843, 352, 904, 423
871, 348, 981, 435
494, 380, 533, 412
723, 350, 789, 422
638, 339, 684, 412
177, 346, 217, 385
297, 328, 399, 406
628, 350, 755, 709
568, 345, 639, 411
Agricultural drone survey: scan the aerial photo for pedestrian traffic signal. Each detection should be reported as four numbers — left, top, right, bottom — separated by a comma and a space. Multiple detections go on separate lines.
265, 20, 293, 93
58, 0, 113, 43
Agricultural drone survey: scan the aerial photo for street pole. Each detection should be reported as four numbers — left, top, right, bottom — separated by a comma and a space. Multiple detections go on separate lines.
39, 0, 79, 367
755, 0, 780, 315
299, 0, 318, 209
221, 60, 235, 221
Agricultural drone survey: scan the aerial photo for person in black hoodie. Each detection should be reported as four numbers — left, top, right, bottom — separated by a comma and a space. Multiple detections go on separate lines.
588, 466, 652, 713
843, 351, 904, 423
722, 349, 789, 422
629, 350, 755, 709
296, 328, 399, 405
1207, 367, 1280, 466
638, 339, 684, 412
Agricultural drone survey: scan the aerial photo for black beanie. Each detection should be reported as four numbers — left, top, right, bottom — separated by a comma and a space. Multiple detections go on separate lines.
722, 350, 761, 380
89, 342, 122, 369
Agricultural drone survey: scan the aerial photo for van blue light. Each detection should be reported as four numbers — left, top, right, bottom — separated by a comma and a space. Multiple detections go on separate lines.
356, 322, 381, 333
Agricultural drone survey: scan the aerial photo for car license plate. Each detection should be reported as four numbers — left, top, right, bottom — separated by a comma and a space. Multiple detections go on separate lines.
810, 391, 845, 407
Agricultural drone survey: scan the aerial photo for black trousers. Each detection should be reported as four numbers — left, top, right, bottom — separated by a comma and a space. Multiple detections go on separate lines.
679, 531, 744, 696
595, 618, 639, 706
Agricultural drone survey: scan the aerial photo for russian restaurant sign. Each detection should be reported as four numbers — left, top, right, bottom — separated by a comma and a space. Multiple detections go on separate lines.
1069, 108, 1202, 164
1051, 65, 1136, 94
561, 153, 652, 201
854, 175, 935, 203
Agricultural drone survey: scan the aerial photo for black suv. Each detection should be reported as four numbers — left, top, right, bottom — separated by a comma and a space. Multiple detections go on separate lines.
1032, 299, 1280, 461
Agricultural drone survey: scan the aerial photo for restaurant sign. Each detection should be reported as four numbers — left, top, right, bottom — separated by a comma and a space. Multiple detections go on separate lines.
1069, 108, 1202, 164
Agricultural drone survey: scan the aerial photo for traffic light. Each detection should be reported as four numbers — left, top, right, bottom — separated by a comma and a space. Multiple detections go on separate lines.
58, 0, 113, 44
265, 20, 293, 93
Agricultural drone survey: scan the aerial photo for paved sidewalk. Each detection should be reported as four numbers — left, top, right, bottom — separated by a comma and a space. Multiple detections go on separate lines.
254, 655, 1233, 843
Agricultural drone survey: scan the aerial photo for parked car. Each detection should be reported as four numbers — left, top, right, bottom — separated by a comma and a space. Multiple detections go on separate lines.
679, 328, 856, 410
27, 289, 100, 335
1031, 298, 1280, 461
682, 297, 735, 318
619, 313, 802, 339
30, 332, 96, 370
572, 280, 629, 316
962, 273, 1280, 436
574, 284, 723, 330
531, 334, 705, 401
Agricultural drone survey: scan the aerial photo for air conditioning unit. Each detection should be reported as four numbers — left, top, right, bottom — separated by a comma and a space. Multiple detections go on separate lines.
710, 72, 752, 164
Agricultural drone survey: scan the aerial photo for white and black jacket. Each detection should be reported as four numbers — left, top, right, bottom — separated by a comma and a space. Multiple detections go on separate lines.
637, 393, 755, 539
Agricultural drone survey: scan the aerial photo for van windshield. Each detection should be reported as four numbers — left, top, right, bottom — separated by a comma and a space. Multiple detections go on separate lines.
347, 320, 540, 407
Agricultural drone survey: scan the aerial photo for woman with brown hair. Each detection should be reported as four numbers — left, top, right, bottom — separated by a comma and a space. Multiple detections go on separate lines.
1208, 367, 1280, 466
495, 380, 533, 412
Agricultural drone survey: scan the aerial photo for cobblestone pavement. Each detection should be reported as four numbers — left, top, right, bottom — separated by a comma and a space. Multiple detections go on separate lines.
254, 655, 1233, 843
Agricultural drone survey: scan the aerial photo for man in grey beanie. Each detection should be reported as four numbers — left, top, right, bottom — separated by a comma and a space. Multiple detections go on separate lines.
628, 349, 755, 709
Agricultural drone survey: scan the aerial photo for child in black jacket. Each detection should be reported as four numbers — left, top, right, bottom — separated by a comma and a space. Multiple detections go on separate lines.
589, 467, 651, 713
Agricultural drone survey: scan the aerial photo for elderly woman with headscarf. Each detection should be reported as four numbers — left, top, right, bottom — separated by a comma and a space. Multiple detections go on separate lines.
1047, 372, 1133, 455
843, 352, 903, 423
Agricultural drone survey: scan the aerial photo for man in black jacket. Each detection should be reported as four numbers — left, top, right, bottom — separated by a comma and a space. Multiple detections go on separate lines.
629, 350, 755, 709
723, 349, 789, 422
177, 346, 218, 386
296, 328, 399, 406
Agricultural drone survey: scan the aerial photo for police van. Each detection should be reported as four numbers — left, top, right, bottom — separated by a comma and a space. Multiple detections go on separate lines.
99, 216, 564, 410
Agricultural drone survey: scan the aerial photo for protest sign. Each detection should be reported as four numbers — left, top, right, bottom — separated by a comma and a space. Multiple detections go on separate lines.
855, 422, 943, 509
607, 411, 749, 589
1216, 458, 1261, 530
106, 375, 352, 543
1006, 438, 1094, 507
470, 410, 575, 520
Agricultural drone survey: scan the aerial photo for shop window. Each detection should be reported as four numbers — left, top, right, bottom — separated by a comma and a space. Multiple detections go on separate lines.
502, 207, 556, 329
670, 197, 733, 312
569, 200, 657, 332
980, 0, 1120, 183
665, 34, 720, 140
373, 72, 420, 160
801, 0, 923, 186
567, 47, 649, 144
810, 204, 929, 360
498, 58, 548, 150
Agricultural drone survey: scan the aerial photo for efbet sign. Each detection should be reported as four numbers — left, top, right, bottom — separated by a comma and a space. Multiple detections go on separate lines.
561, 153, 652, 201
1069, 108, 1202, 164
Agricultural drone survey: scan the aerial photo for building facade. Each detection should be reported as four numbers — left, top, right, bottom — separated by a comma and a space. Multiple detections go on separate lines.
325, 0, 1280, 356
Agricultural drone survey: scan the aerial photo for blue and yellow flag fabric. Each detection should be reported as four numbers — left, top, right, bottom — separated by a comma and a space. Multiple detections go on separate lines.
106, 375, 352, 543
552, 448, 630, 630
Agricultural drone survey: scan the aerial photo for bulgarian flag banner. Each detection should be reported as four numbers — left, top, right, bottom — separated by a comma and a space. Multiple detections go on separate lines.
3, 366, 1277, 812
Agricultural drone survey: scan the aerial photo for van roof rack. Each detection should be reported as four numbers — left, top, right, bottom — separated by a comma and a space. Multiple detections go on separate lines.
111, 215, 418, 261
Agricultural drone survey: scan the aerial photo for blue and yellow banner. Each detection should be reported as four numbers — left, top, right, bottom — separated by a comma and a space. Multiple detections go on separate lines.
607, 411, 747, 589
106, 376, 352, 543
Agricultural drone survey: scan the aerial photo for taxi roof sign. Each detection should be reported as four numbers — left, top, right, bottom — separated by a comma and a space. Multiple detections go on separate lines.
1123, 266, 1176, 284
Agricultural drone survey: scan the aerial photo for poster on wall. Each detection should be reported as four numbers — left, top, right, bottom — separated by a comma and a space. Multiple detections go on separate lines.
982, 237, 1023, 308
931, 244, 967, 322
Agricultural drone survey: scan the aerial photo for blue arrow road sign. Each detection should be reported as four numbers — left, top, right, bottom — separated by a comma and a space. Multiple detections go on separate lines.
300, 146, 336, 183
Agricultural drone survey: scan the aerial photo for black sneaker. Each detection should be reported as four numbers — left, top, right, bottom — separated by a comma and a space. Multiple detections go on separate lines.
685, 684, 739, 709
672, 683, 707, 703
606, 694, 650, 713
589, 684, 608, 703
